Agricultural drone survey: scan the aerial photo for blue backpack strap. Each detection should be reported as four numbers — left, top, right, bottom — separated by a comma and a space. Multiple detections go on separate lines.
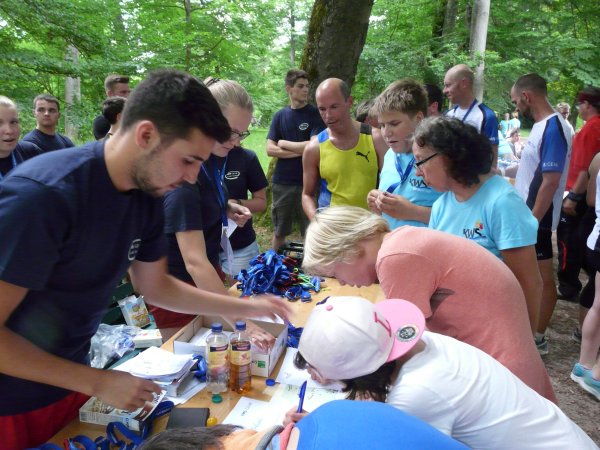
317, 129, 329, 143
106, 400, 174, 449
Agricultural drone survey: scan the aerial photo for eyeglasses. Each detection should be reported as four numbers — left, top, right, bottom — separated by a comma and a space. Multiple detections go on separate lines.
415, 152, 439, 168
205, 77, 221, 87
230, 129, 251, 141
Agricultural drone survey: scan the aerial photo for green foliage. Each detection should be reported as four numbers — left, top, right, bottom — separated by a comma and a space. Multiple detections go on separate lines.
242, 128, 270, 172
0, 0, 302, 142
353, 0, 600, 112
1, 0, 598, 141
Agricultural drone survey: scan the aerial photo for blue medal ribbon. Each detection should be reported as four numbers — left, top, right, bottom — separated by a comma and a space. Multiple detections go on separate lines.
202, 156, 229, 227
386, 154, 415, 194
452, 98, 478, 123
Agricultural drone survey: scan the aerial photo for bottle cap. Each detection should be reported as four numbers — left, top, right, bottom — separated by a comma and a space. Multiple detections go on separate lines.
265, 378, 276, 386
207, 416, 218, 427
235, 320, 247, 331
211, 322, 223, 332
211, 394, 223, 403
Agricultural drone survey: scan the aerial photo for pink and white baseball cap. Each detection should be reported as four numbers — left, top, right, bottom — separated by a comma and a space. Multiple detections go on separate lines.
298, 296, 425, 380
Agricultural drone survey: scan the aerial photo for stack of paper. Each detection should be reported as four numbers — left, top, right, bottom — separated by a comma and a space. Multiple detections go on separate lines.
116, 346, 195, 382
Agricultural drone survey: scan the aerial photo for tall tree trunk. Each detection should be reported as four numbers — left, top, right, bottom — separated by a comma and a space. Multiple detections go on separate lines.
300, 0, 375, 102
183, 0, 192, 72
288, 0, 296, 67
443, 0, 457, 37
469, 0, 490, 101
64, 45, 80, 141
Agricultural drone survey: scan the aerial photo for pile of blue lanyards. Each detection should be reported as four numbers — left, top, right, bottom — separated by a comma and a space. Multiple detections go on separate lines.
236, 249, 322, 302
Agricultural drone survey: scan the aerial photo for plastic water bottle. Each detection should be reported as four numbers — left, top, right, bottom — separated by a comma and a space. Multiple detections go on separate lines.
229, 321, 252, 394
206, 322, 229, 397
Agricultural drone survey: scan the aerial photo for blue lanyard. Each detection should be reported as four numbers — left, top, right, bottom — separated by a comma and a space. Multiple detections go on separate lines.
454, 99, 478, 123
0, 152, 17, 181
386, 154, 415, 194
202, 156, 229, 226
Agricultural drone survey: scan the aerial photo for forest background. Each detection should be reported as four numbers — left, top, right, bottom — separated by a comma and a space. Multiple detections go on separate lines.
2, 2, 600, 440
1, 0, 599, 146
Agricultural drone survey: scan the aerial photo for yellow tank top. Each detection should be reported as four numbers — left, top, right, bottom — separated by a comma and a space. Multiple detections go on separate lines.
318, 124, 378, 209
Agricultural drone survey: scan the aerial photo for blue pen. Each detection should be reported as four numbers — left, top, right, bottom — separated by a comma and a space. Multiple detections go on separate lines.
297, 380, 307, 413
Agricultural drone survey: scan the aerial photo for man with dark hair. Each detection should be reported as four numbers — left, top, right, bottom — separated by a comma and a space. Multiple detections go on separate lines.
557, 87, 600, 324
267, 69, 325, 250
302, 78, 387, 220
22, 94, 75, 152
0, 69, 292, 449
443, 64, 499, 163
93, 74, 132, 140
424, 83, 443, 117
101, 96, 126, 138
510, 73, 573, 355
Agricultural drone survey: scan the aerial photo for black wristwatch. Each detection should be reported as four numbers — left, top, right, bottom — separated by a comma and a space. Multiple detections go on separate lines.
566, 192, 584, 202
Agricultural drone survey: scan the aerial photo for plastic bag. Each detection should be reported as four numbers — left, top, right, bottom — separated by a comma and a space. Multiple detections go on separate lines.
89, 323, 139, 369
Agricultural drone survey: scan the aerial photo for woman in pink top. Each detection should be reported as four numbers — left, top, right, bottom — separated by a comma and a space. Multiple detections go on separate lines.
303, 205, 556, 402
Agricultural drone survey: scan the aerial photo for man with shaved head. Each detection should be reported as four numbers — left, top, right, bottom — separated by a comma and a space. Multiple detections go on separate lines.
509, 73, 573, 356
302, 78, 387, 220
443, 64, 499, 163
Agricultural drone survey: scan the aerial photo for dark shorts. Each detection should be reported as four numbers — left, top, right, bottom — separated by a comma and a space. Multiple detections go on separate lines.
535, 228, 553, 260
271, 183, 308, 237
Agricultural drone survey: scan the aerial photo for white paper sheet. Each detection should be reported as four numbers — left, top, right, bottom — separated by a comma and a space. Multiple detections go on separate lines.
269, 383, 346, 413
226, 218, 238, 238
114, 346, 194, 380
222, 397, 286, 430
165, 378, 206, 406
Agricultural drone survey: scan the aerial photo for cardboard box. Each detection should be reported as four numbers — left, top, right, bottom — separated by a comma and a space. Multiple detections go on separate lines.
133, 328, 163, 348
173, 315, 288, 377
79, 391, 165, 431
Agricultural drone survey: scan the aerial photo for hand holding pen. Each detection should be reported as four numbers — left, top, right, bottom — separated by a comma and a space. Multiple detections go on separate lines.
283, 380, 309, 425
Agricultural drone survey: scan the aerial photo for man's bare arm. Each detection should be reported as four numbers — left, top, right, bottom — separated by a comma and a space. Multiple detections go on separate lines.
371, 128, 389, 171
0, 280, 161, 410
301, 138, 321, 220
266, 139, 300, 159
129, 258, 293, 323
531, 172, 561, 222
278, 140, 310, 154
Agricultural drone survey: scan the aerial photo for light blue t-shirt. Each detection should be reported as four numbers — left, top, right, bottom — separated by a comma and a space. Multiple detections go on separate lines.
429, 175, 538, 258
378, 149, 442, 229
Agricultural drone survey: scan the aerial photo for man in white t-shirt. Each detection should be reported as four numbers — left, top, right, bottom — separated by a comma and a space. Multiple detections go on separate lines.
293, 296, 597, 449
443, 64, 499, 164
510, 73, 573, 355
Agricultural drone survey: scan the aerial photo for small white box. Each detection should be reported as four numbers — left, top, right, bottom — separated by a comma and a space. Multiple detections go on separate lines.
133, 328, 163, 349
173, 315, 288, 377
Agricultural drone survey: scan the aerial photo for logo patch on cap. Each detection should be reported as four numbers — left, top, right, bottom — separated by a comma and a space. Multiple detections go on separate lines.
395, 324, 418, 342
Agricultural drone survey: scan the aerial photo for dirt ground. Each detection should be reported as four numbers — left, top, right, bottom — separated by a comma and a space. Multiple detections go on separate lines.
543, 297, 600, 443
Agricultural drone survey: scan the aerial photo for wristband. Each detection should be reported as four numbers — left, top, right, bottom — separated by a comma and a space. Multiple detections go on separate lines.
566, 192, 584, 202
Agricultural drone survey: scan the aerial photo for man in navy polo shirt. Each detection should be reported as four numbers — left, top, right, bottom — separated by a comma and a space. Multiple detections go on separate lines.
23, 94, 75, 152
267, 69, 325, 250
0, 69, 292, 450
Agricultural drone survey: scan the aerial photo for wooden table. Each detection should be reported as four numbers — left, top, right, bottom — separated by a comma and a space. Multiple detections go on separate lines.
49, 279, 384, 443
